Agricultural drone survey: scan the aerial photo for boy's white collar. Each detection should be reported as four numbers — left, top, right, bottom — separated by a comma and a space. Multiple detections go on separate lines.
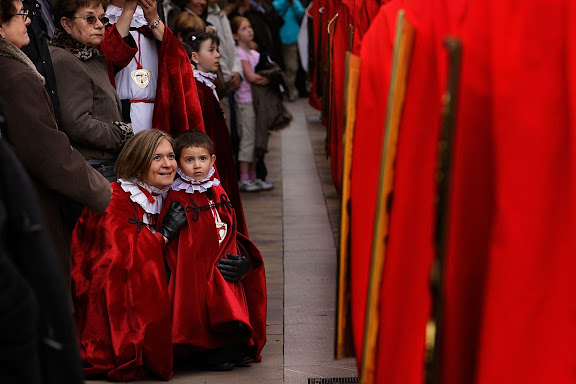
171, 167, 220, 194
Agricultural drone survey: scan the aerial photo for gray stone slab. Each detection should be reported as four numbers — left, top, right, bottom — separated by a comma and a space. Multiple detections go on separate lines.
284, 362, 358, 384
281, 101, 358, 383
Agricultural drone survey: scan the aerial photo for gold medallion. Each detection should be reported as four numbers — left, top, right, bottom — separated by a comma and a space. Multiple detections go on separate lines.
131, 68, 151, 89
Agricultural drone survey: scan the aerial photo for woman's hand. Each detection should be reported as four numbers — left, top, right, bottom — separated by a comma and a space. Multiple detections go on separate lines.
138, 0, 165, 41
159, 201, 187, 243
138, 0, 158, 22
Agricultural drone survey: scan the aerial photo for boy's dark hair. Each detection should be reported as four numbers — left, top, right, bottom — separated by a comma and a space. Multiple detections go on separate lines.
174, 130, 214, 160
186, 32, 220, 55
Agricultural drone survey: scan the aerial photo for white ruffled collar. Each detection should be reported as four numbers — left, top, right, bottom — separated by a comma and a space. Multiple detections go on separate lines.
194, 69, 219, 100
171, 167, 220, 194
118, 178, 169, 214
106, 4, 148, 28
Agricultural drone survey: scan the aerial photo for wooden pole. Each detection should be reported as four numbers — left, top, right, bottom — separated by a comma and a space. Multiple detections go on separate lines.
360, 10, 415, 384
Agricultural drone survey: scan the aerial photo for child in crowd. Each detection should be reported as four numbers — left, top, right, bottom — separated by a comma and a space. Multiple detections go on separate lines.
230, 16, 274, 192
160, 130, 267, 371
189, 32, 248, 235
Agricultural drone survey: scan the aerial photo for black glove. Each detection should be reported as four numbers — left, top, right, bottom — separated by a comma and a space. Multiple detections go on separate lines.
217, 253, 250, 282
159, 201, 187, 241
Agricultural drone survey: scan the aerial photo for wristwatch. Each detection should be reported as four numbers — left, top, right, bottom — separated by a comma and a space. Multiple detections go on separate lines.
149, 18, 161, 29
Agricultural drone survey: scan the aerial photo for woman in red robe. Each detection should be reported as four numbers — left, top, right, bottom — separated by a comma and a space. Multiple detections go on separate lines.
71, 130, 188, 381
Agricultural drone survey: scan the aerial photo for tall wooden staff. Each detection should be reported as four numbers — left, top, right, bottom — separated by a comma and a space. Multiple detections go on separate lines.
324, 13, 339, 131
428, 37, 463, 384
336, 50, 362, 359
360, 10, 415, 384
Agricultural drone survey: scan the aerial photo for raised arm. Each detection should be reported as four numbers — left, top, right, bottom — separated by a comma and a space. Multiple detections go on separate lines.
138, 0, 165, 41
115, 0, 138, 37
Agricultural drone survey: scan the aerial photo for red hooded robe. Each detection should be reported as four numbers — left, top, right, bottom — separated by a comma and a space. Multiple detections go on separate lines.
442, 1, 576, 383
327, 0, 354, 193
349, 0, 397, 366
328, 0, 380, 192
71, 182, 173, 381
350, 1, 451, 382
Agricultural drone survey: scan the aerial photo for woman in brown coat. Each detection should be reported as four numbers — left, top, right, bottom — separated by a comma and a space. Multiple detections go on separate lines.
0, 0, 112, 281
50, 0, 133, 182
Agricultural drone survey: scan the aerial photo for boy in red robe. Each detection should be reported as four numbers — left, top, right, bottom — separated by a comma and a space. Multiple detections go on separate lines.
161, 130, 267, 371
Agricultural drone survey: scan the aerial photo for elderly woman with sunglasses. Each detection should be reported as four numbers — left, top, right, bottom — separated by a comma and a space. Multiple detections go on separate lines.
48, 0, 133, 182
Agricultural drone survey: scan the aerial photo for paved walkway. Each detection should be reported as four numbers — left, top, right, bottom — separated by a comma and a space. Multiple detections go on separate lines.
89, 98, 357, 383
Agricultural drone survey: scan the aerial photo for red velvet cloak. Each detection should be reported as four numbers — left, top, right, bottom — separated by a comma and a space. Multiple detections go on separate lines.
369, 2, 459, 382
327, 0, 354, 193
161, 184, 267, 361
442, 0, 576, 383
307, 0, 323, 111
438, 0, 494, 382
327, 0, 382, 192
350, 2, 450, 382
71, 182, 173, 381
308, 0, 339, 111
100, 25, 204, 136
349, 1, 397, 366
195, 79, 248, 236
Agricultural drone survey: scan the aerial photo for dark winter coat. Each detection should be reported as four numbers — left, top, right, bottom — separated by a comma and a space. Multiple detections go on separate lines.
20, 0, 61, 124
49, 30, 132, 161
0, 139, 84, 384
0, 38, 112, 282
251, 60, 292, 156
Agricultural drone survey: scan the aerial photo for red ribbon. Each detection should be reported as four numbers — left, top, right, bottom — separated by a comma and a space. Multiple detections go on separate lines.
138, 186, 158, 203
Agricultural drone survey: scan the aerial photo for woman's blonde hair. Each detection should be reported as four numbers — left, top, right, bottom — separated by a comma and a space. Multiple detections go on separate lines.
115, 129, 173, 181
173, 12, 206, 41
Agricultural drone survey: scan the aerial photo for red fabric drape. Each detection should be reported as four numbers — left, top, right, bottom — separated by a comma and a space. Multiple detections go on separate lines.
443, 1, 576, 383
349, 0, 398, 368
72, 183, 173, 381
100, 25, 205, 136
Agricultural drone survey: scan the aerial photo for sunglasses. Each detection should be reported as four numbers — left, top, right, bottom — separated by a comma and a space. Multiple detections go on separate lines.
69, 15, 109, 25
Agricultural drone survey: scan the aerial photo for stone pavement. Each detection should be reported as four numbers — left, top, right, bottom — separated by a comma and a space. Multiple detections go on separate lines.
88, 98, 357, 383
